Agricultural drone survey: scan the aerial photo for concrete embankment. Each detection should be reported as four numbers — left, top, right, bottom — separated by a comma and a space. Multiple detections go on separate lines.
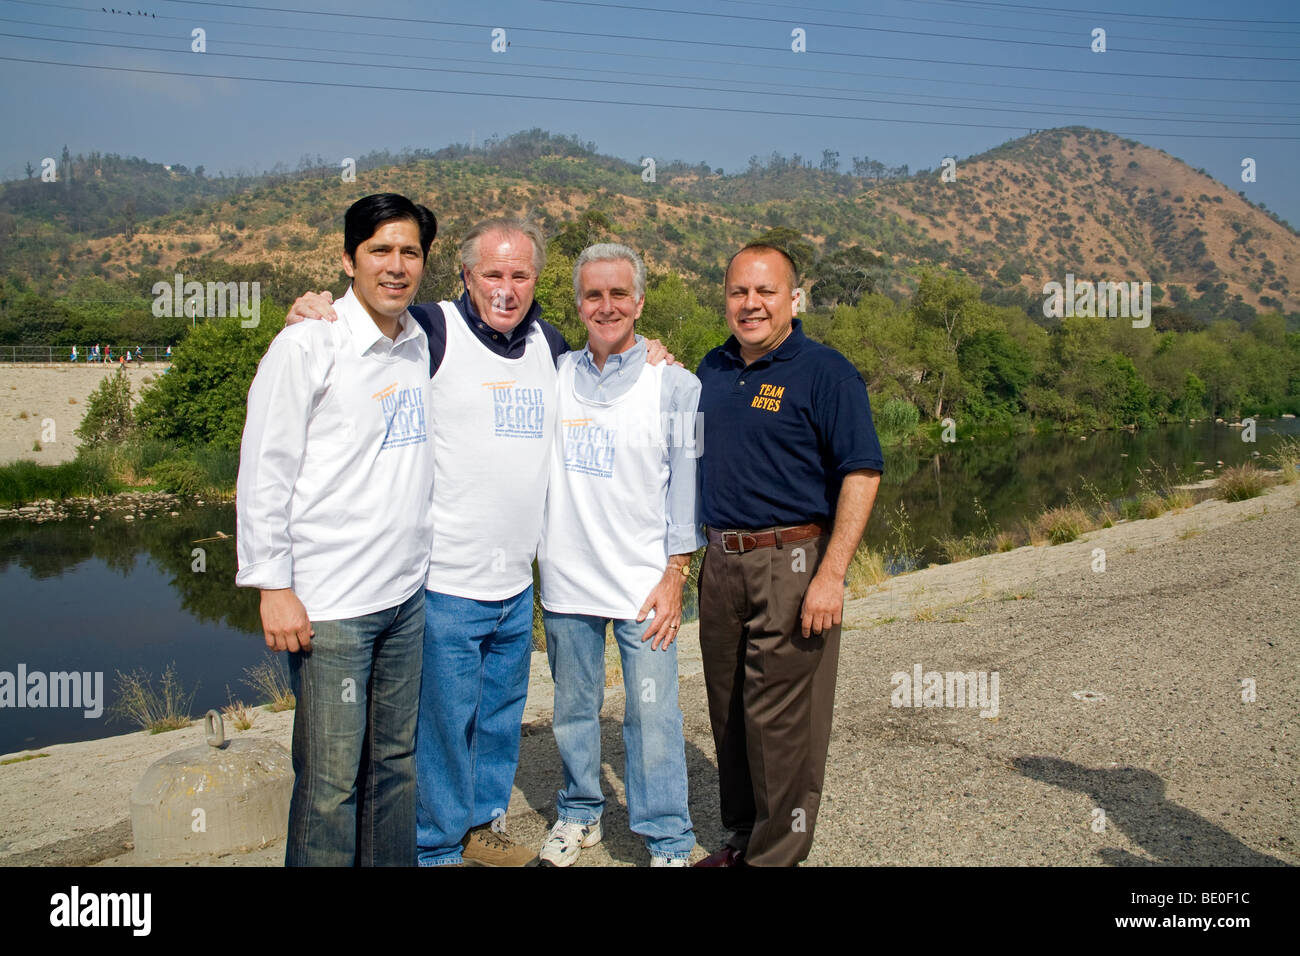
2, 482, 1296, 866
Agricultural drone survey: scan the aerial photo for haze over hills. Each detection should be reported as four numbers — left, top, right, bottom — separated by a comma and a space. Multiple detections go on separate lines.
0, 126, 1296, 321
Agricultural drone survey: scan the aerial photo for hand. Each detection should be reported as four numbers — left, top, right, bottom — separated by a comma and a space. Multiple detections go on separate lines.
260, 588, 314, 652
285, 290, 338, 326
800, 568, 844, 639
643, 338, 680, 368
636, 569, 685, 650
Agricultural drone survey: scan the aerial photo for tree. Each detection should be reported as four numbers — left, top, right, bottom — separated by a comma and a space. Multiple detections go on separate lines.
820, 150, 840, 174
809, 246, 885, 309
76, 368, 136, 447
548, 210, 612, 259
750, 226, 815, 279
135, 308, 283, 450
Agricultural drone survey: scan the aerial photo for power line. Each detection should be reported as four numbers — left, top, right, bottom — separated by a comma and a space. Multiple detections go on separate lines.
536, 0, 1300, 61
4, 51, 1298, 139
710, 0, 1300, 42
6, 23, 1296, 126
917, 0, 1300, 27
69, 0, 1300, 77
5, 0, 1297, 102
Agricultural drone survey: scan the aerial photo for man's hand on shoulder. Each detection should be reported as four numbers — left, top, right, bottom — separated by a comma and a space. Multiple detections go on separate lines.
643, 337, 681, 368
286, 290, 339, 326
260, 588, 314, 652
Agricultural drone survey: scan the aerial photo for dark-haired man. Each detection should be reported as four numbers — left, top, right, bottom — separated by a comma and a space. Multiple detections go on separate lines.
236, 193, 438, 866
694, 242, 884, 867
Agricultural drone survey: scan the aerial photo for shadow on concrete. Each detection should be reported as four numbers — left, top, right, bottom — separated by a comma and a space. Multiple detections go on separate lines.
1013, 756, 1292, 867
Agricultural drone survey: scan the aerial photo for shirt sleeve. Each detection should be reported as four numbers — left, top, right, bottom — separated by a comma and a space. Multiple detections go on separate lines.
662, 368, 707, 556
817, 371, 885, 478
235, 333, 326, 591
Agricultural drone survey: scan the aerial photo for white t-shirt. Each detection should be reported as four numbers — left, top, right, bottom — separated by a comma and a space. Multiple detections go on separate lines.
539, 353, 671, 619
424, 299, 557, 601
235, 287, 434, 620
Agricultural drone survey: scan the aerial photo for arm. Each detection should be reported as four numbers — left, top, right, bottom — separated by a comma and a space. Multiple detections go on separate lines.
800, 469, 881, 638
637, 370, 706, 650
637, 553, 693, 651
235, 335, 322, 652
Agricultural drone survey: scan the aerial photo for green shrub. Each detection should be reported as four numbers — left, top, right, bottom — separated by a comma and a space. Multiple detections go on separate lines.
876, 397, 920, 439
148, 457, 207, 495
135, 310, 281, 450
0, 458, 115, 506
75, 369, 135, 448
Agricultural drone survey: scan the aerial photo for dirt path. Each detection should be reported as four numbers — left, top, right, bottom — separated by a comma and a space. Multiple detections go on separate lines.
0, 364, 163, 465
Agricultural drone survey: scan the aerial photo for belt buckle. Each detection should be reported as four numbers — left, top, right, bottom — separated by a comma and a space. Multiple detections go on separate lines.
721, 531, 757, 554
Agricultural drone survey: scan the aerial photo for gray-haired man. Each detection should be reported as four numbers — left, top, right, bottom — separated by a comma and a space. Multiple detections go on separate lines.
535, 243, 703, 866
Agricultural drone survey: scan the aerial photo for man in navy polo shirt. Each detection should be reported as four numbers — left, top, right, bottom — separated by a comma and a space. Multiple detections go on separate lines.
693, 242, 884, 868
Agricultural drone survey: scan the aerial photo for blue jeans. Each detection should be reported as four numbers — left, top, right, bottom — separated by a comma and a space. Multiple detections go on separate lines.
544, 611, 694, 861
285, 587, 424, 867
416, 586, 535, 866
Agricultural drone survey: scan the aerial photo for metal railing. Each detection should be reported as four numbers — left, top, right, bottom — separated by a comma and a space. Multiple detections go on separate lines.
0, 346, 174, 363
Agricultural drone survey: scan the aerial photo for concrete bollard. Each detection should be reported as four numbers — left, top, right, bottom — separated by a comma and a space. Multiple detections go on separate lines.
130, 711, 293, 862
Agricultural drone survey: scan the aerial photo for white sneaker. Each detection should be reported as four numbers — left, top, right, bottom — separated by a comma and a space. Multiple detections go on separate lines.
651, 855, 689, 867
539, 818, 602, 867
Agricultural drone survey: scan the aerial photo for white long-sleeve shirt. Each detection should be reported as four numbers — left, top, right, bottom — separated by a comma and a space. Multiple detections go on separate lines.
235, 287, 434, 620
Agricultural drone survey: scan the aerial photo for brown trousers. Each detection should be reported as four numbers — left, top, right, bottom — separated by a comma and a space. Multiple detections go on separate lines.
697, 533, 841, 867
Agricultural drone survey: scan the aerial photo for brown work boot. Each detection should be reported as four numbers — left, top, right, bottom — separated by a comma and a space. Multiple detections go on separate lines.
461, 824, 539, 867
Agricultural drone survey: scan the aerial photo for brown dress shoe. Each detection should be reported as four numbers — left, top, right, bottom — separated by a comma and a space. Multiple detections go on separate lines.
693, 845, 744, 867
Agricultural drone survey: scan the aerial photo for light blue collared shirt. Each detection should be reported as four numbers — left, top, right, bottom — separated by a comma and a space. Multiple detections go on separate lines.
573, 335, 705, 557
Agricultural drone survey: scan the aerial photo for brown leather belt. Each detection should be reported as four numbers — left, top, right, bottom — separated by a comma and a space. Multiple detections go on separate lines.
706, 522, 829, 554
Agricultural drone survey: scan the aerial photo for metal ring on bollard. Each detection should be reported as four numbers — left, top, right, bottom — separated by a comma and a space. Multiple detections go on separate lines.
204, 709, 225, 748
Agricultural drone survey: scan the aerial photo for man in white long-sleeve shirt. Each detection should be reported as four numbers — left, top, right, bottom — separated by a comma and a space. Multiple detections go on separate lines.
235, 193, 438, 867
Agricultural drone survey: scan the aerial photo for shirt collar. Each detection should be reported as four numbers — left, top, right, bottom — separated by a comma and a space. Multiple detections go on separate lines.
337, 287, 419, 356
457, 288, 542, 346
579, 334, 644, 374
721, 318, 808, 367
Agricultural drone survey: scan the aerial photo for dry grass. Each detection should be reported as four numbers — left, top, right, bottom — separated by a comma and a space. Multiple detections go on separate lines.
243, 655, 295, 712
222, 694, 259, 731
1216, 464, 1272, 502
847, 545, 888, 596
1033, 505, 1094, 545
109, 664, 195, 734
1267, 437, 1300, 484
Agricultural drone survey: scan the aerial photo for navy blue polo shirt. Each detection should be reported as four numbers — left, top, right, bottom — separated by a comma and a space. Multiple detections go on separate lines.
696, 319, 884, 530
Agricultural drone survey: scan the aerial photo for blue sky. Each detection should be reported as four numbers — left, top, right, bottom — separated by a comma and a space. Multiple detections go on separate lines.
2, 0, 1298, 223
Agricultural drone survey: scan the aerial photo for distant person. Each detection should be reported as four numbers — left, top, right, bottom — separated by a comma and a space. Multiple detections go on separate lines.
693, 242, 883, 867
236, 193, 438, 867
104, 345, 112, 364
69, 345, 78, 363
135, 346, 143, 362
536, 243, 702, 867
165, 344, 172, 360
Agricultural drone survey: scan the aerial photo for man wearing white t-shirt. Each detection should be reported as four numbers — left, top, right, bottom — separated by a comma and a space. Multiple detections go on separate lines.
536, 243, 703, 866
236, 193, 438, 866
